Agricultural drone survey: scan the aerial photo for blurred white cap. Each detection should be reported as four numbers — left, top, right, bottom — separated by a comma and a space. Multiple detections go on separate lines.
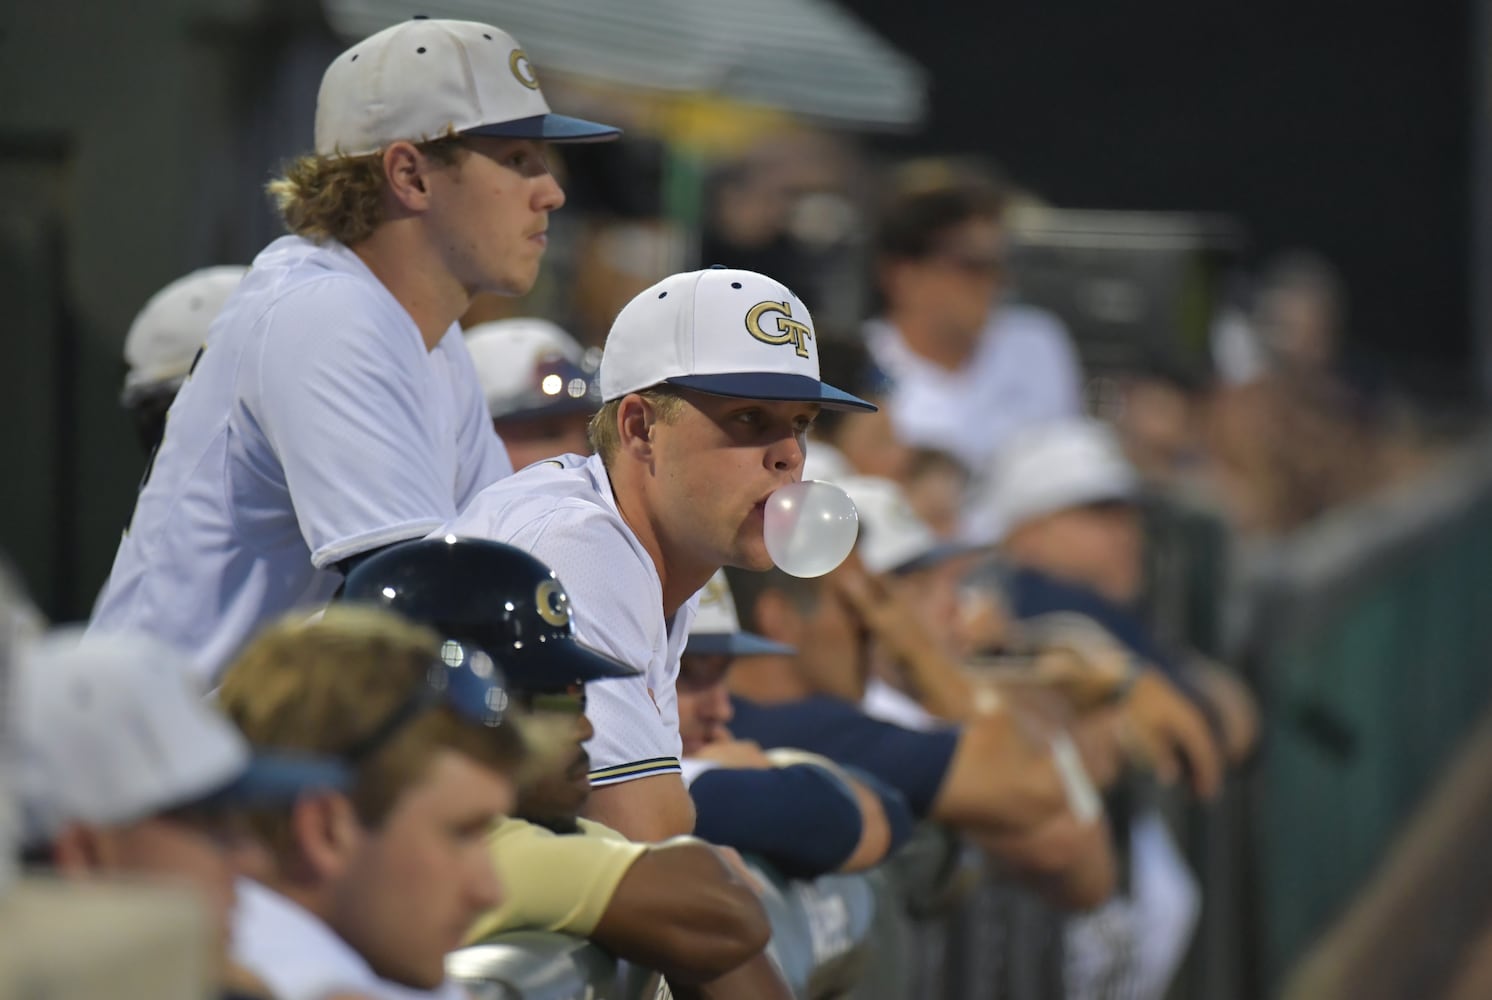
465, 318, 599, 421
966, 418, 1139, 544
840, 475, 979, 575
122, 266, 247, 405
16, 628, 346, 846
684, 570, 795, 658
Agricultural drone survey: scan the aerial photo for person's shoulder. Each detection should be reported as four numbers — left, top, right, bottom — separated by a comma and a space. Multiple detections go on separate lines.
450, 457, 615, 533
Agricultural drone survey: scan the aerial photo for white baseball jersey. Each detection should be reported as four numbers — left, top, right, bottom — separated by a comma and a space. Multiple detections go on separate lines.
440, 452, 696, 786
88, 235, 513, 681
864, 303, 1084, 476
233, 878, 470, 1000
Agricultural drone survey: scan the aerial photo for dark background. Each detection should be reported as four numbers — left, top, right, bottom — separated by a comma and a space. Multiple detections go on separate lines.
846, 0, 1477, 398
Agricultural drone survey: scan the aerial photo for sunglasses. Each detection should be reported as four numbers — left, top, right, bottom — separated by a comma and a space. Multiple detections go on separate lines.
342, 642, 509, 763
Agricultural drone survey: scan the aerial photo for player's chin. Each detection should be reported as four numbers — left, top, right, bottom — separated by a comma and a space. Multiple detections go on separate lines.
731, 533, 774, 572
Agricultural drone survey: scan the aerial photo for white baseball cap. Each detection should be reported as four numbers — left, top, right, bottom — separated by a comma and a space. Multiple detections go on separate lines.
972, 418, 1140, 543
465, 318, 599, 421
316, 18, 620, 157
840, 475, 980, 575
16, 629, 348, 846
599, 267, 876, 412
684, 571, 795, 658
122, 266, 247, 405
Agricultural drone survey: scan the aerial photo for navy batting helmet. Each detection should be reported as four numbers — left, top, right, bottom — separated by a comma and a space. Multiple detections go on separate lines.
341, 536, 638, 693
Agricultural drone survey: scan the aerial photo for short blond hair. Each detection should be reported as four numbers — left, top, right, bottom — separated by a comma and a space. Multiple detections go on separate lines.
587, 386, 686, 463
265, 135, 469, 246
218, 605, 524, 862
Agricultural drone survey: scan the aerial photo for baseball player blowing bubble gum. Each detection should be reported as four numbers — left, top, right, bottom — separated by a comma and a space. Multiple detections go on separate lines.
87, 17, 619, 679
440, 265, 872, 842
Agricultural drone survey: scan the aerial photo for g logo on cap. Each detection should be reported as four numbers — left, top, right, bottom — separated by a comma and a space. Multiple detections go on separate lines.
535, 579, 570, 627
510, 49, 540, 90
746, 300, 814, 359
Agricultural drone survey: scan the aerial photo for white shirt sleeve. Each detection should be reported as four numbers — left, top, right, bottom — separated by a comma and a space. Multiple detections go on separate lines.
508, 505, 683, 785
442, 327, 515, 507
251, 281, 461, 569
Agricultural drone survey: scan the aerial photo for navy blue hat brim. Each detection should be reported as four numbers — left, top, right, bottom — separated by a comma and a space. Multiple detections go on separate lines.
505, 635, 640, 693
684, 631, 797, 658
189, 753, 351, 812
664, 373, 878, 413
464, 114, 620, 144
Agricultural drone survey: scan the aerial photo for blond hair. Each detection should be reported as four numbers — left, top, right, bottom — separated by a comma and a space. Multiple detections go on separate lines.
265, 135, 469, 246
587, 386, 687, 462
217, 605, 524, 862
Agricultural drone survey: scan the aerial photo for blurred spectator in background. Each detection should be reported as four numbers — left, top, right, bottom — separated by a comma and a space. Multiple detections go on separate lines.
1207, 251, 1394, 535
700, 131, 867, 332
120, 266, 247, 455
465, 318, 600, 470
865, 160, 1084, 482
217, 606, 528, 1000
679, 571, 913, 879
338, 536, 787, 999
18, 630, 347, 1000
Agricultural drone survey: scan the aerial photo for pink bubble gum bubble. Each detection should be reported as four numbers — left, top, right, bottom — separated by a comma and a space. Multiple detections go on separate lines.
763, 480, 859, 578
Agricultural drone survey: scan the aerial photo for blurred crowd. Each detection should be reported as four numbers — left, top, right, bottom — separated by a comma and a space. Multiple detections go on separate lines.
3, 11, 1468, 1000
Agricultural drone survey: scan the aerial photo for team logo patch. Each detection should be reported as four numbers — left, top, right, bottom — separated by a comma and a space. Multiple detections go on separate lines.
510, 49, 540, 90
535, 578, 570, 626
745, 300, 813, 359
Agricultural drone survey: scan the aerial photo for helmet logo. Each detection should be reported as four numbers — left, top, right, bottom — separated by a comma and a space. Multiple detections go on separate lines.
536, 579, 570, 627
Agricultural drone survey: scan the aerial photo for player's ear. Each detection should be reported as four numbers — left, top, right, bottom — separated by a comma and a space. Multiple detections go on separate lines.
289, 791, 363, 880
382, 141, 434, 212
616, 394, 655, 461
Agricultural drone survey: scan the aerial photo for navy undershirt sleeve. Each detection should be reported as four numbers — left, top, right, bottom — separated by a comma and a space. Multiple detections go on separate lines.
689, 762, 863, 879
839, 763, 916, 855
727, 696, 960, 819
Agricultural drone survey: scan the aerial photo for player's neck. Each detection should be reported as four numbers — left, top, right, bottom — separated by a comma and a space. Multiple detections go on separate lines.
885, 308, 980, 371
351, 226, 469, 352
606, 463, 711, 617
726, 655, 813, 704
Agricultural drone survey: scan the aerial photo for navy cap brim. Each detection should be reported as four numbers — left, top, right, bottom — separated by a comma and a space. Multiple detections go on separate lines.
464, 114, 620, 144
685, 631, 797, 658
664, 373, 877, 413
189, 752, 351, 812
506, 635, 640, 693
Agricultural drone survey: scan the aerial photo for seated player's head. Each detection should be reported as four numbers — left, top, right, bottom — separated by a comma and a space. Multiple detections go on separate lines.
216, 605, 525, 990
678, 570, 796, 756
975, 418, 1144, 604
267, 18, 618, 297
588, 267, 876, 574
339, 535, 639, 834
18, 629, 346, 968
725, 554, 872, 704
122, 266, 247, 453
465, 318, 599, 470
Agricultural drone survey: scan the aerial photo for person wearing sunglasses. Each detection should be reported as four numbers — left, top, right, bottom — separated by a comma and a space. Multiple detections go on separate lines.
863, 160, 1085, 486
342, 536, 792, 1000
16, 629, 350, 1000
215, 604, 527, 1000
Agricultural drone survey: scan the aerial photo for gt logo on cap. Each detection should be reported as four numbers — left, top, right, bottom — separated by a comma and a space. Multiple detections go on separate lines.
510, 49, 540, 90
746, 300, 813, 359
